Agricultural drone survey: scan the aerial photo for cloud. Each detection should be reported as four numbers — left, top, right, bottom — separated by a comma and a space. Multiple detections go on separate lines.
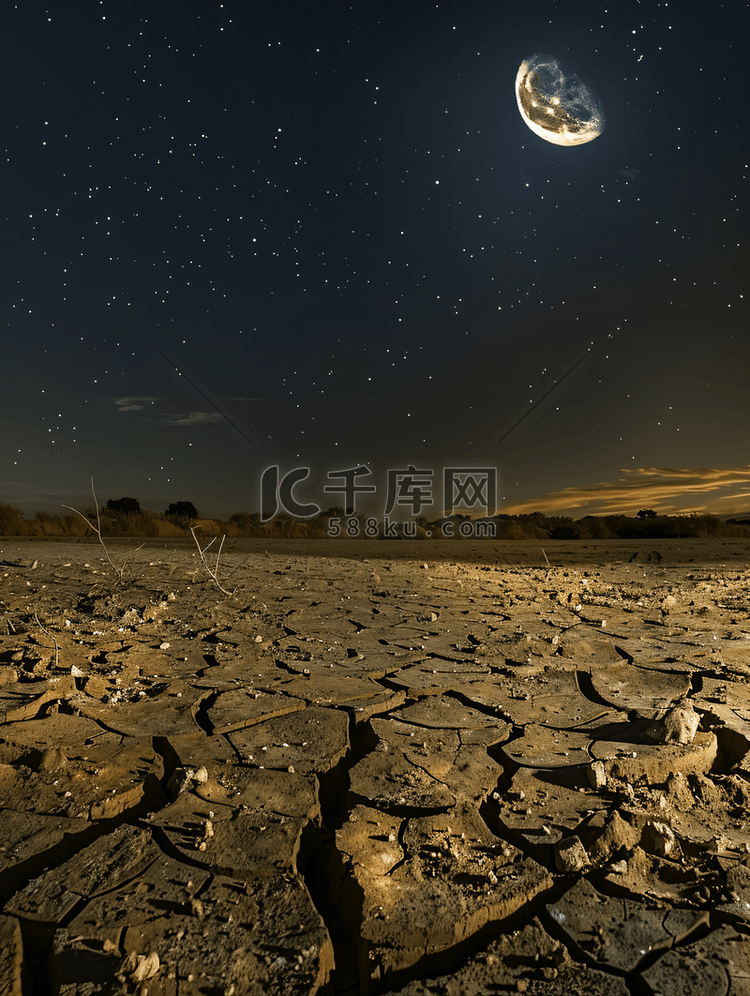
161, 412, 225, 427
503, 466, 750, 516
115, 396, 158, 412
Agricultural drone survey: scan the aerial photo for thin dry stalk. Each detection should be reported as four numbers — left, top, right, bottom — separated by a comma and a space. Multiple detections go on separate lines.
190, 527, 235, 596
62, 478, 142, 583
34, 613, 59, 668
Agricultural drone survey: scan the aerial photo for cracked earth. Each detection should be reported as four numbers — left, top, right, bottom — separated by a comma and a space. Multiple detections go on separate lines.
1, 536, 750, 995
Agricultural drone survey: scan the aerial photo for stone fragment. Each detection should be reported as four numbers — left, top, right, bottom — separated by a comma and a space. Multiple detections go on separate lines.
38, 746, 67, 772
125, 949, 160, 982
586, 810, 640, 863
587, 759, 607, 789
642, 820, 678, 858
645, 700, 700, 744
554, 835, 589, 873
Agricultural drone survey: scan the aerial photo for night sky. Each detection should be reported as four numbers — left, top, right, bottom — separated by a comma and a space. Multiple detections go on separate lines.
3, 1, 748, 523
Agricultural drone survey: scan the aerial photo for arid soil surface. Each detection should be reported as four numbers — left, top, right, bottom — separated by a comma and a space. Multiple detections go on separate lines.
1, 536, 750, 995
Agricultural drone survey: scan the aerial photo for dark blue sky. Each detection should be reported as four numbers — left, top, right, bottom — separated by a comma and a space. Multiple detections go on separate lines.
3, 1, 748, 520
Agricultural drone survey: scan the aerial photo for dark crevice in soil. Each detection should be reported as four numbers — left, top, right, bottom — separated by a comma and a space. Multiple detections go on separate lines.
374, 884, 560, 996
295, 715, 374, 995
152, 735, 182, 794
575, 668, 621, 709
0, 821, 104, 906
191, 690, 217, 735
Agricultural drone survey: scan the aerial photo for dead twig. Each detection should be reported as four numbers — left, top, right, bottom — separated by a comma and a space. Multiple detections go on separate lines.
62, 478, 143, 584
190, 527, 235, 596
34, 613, 59, 668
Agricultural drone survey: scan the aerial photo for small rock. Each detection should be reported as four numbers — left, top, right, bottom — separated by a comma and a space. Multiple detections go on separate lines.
662, 701, 700, 744
587, 760, 607, 790
642, 821, 677, 858
38, 747, 67, 773
554, 836, 589, 873
646, 701, 701, 745
127, 951, 160, 983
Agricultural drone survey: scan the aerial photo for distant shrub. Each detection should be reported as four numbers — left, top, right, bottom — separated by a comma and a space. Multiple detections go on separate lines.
99, 508, 161, 537
33, 511, 66, 536
227, 512, 262, 537
62, 513, 91, 536
0, 502, 29, 535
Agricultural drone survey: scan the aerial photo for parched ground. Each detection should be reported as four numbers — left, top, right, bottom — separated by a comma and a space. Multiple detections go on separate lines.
1, 535, 750, 995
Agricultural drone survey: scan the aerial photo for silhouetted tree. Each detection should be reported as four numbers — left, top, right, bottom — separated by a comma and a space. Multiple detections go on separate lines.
105, 497, 141, 513
166, 501, 199, 520
637, 508, 658, 519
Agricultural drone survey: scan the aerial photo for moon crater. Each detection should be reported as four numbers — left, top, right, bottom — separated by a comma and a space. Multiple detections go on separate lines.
516, 55, 604, 147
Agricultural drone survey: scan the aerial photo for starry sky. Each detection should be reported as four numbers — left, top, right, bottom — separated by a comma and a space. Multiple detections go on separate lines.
3, 1, 748, 522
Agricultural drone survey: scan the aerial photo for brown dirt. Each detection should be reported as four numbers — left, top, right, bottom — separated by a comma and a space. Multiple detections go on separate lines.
1, 535, 749, 994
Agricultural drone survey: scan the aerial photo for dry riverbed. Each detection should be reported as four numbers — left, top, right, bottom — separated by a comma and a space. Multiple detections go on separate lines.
1, 536, 749, 995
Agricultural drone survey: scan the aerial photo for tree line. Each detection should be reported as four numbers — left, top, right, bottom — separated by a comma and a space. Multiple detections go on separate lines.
1, 498, 749, 540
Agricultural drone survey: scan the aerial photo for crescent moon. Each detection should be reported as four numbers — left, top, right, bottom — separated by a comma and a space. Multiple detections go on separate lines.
516, 57, 603, 147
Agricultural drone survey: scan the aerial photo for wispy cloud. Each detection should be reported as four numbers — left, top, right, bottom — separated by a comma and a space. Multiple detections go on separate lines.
115, 396, 158, 412
161, 411, 225, 427
503, 466, 750, 516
